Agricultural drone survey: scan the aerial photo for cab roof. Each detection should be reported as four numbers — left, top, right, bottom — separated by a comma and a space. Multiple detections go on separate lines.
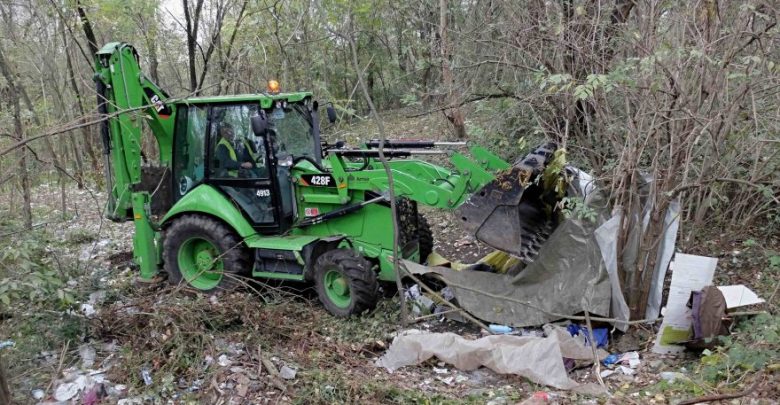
174, 92, 312, 109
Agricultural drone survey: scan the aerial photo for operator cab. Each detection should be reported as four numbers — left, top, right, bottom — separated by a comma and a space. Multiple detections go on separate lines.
171, 93, 320, 234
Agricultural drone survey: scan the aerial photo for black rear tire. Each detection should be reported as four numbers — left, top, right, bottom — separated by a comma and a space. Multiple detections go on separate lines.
314, 249, 378, 317
163, 214, 251, 292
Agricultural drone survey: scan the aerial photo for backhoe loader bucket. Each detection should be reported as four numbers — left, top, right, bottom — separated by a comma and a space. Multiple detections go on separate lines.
456, 142, 559, 262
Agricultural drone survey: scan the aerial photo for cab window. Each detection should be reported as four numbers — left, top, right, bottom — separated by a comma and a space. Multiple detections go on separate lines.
173, 104, 207, 198
210, 103, 268, 179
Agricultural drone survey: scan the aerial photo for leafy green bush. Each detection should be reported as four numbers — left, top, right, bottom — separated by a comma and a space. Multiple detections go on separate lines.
698, 313, 779, 385
0, 236, 75, 308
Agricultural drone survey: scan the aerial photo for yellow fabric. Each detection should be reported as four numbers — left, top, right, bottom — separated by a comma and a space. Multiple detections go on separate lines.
425, 250, 520, 273
242, 139, 259, 161
478, 251, 521, 274
217, 137, 238, 177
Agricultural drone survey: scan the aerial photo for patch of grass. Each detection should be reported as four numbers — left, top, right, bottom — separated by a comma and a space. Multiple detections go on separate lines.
295, 368, 482, 404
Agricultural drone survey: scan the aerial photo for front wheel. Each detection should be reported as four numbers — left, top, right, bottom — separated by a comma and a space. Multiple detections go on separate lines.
314, 249, 378, 317
163, 214, 250, 292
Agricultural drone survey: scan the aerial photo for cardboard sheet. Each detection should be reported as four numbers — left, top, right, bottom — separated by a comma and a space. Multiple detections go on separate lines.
652, 254, 718, 354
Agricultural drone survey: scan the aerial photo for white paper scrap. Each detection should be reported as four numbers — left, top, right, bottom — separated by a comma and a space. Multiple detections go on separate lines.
717, 285, 765, 309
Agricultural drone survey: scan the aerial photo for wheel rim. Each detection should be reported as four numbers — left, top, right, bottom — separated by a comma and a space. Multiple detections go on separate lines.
177, 237, 224, 290
323, 269, 351, 309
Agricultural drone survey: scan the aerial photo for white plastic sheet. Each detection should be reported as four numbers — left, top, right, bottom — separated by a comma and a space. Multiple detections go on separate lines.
645, 199, 681, 320
594, 210, 630, 331
377, 325, 607, 390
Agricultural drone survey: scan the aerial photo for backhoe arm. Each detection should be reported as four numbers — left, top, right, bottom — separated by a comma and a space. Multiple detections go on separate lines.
310, 145, 510, 209
94, 42, 175, 279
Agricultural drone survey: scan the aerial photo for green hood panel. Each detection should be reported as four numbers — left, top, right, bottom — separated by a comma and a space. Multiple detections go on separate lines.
162, 185, 257, 239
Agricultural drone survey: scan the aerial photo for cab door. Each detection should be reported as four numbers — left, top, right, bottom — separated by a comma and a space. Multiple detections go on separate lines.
206, 103, 282, 233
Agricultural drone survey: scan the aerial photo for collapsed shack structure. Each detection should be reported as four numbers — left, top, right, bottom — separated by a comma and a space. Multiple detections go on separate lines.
405, 169, 680, 331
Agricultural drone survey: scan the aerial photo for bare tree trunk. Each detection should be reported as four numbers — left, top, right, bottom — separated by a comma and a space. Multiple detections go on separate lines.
439, 0, 466, 138
62, 24, 100, 174
76, 0, 98, 55
0, 352, 10, 405
0, 46, 32, 229
183, 0, 205, 94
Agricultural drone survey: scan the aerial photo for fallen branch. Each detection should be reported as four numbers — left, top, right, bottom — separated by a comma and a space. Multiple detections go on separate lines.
583, 309, 607, 391
412, 308, 460, 323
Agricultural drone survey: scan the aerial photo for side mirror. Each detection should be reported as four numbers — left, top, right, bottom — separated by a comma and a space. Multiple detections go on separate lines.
251, 112, 268, 136
326, 104, 337, 124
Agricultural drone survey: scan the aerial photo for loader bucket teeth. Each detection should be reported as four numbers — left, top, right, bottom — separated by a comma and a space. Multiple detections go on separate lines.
456, 142, 561, 259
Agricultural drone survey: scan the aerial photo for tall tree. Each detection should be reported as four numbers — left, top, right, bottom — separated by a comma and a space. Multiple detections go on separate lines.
0, 46, 33, 229
183, 0, 205, 93
438, 0, 465, 138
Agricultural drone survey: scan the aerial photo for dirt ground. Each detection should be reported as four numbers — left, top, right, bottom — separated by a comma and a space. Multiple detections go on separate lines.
0, 109, 778, 404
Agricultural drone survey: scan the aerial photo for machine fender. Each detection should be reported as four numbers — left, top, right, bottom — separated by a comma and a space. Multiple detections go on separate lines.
301, 236, 346, 281
161, 184, 257, 240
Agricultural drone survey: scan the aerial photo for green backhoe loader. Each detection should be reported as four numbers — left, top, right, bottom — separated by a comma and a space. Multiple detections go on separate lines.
95, 42, 562, 316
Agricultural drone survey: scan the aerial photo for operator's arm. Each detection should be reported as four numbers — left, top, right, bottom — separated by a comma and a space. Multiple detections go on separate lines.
216, 144, 243, 170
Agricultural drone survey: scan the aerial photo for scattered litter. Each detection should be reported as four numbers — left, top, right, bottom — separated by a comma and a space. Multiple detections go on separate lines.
108, 384, 127, 396
204, 355, 214, 369
601, 351, 640, 377
405, 284, 435, 315
455, 375, 469, 383
79, 344, 97, 368
82, 385, 103, 405
377, 325, 607, 390
618, 365, 636, 376
599, 369, 616, 378
55, 381, 83, 401
519, 391, 551, 404
717, 285, 765, 308
117, 397, 144, 405
218, 354, 233, 367
437, 376, 454, 385
141, 367, 153, 386
81, 303, 97, 318
489, 324, 513, 334
602, 354, 619, 366
88, 290, 107, 304
0, 340, 14, 350
566, 324, 608, 348
433, 367, 449, 374
279, 365, 297, 380
31, 389, 45, 399
621, 351, 640, 368
440, 287, 455, 302
659, 371, 688, 383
